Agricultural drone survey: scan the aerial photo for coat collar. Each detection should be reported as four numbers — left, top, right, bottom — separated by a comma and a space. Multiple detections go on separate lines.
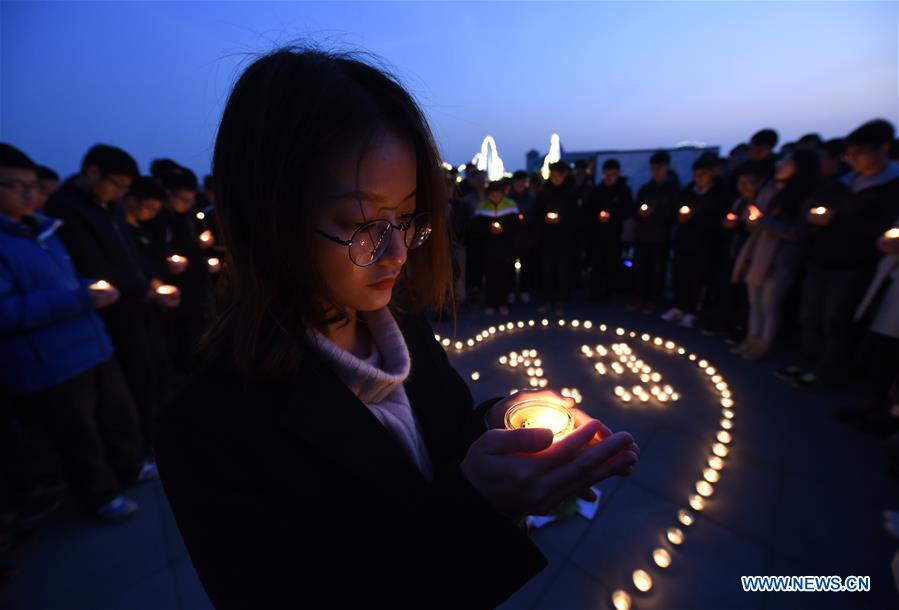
271, 314, 456, 508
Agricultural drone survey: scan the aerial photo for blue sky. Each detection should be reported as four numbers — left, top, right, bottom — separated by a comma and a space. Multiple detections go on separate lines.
2, 1, 897, 178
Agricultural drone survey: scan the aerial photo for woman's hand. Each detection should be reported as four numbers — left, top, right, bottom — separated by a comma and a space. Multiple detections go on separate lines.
466, 390, 639, 519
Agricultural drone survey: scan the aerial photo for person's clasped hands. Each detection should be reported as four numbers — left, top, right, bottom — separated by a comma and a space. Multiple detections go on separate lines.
461, 389, 639, 521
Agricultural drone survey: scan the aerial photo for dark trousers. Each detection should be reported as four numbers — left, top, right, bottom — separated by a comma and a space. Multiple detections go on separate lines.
800, 266, 871, 379
634, 240, 669, 305
516, 247, 539, 295
588, 241, 620, 300
17, 358, 144, 510
672, 250, 706, 314
541, 245, 573, 304
859, 332, 899, 410
483, 251, 515, 308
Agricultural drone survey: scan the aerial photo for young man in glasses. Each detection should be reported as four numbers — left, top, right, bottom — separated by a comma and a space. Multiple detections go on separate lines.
0, 143, 153, 522
45, 144, 178, 457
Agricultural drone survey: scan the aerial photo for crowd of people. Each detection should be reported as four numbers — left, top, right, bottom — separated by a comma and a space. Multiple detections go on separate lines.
1, 117, 897, 581
448, 120, 899, 449
0, 142, 225, 561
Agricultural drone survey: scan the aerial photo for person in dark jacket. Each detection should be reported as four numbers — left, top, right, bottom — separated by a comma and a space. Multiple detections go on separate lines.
778, 119, 899, 390
633, 151, 680, 311
45, 145, 180, 453
534, 162, 580, 315
584, 159, 634, 302
508, 170, 538, 303
151, 170, 215, 372
473, 180, 520, 315
661, 153, 730, 328
155, 49, 639, 610
0, 143, 153, 522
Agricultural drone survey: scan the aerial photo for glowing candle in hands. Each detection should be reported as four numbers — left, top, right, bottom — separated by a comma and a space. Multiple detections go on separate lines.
504, 398, 574, 441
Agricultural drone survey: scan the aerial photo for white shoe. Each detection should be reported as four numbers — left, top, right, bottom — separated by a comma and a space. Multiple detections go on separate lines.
660, 307, 683, 322
499, 306, 510, 316
520, 292, 531, 304
680, 314, 696, 328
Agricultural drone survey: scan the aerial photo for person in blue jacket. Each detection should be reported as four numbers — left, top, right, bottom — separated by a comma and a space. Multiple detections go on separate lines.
0, 143, 154, 522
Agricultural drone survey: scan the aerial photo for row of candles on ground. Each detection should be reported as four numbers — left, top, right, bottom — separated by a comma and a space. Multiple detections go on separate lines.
609, 345, 736, 609
434, 319, 735, 609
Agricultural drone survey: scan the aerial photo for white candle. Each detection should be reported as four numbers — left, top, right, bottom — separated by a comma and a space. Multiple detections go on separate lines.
811, 206, 828, 216
504, 399, 574, 440
199, 229, 213, 243
167, 254, 186, 264
156, 284, 178, 295
653, 548, 671, 568
611, 590, 632, 610
632, 569, 653, 591
679, 205, 691, 215
545, 211, 559, 222
207, 257, 220, 267
89, 280, 111, 291
667, 527, 684, 545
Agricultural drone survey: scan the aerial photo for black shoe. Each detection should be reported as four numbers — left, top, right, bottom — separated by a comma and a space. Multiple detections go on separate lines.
791, 372, 818, 389
774, 366, 802, 382
832, 402, 880, 422
851, 410, 899, 435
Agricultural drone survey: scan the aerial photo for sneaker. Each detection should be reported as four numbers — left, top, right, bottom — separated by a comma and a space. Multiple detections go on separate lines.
520, 292, 531, 304
484, 307, 495, 316
498, 306, 510, 316
96, 496, 138, 522
661, 307, 684, 322
730, 339, 753, 356
792, 372, 818, 390
680, 314, 696, 328
741, 342, 770, 361
774, 365, 803, 382
136, 460, 158, 484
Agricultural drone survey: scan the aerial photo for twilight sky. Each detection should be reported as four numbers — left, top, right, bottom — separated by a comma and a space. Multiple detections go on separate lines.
2, 1, 897, 179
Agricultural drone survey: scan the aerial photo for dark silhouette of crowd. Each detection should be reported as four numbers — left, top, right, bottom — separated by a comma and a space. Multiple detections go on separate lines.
1, 118, 898, 582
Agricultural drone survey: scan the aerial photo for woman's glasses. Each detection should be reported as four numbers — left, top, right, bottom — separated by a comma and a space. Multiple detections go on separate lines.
316, 212, 432, 267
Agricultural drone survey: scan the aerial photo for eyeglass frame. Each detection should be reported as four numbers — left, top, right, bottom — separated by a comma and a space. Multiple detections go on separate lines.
0, 178, 40, 195
102, 173, 132, 191
315, 212, 431, 267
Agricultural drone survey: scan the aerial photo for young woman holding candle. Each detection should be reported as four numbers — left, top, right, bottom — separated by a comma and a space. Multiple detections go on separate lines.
155, 47, 639, 610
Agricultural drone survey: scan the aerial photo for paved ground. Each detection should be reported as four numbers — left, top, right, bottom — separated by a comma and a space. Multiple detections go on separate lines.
3, 301, 898, 610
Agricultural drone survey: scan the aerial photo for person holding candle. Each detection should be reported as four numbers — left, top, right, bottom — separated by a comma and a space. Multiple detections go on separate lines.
778, 119, 899, 389
152, 169, 214, 373
840, 220, 899, 431
508, 170, 538, 305
0, 143, 153, 522
534, 161, 579, 315
633, 151, 680, 313
45, 144, 177, 455
661, 153, 729, 328
474, 180, 520, 315
731, 150, 820, 360
154, 48, 639, 610
584, 158, 634, 302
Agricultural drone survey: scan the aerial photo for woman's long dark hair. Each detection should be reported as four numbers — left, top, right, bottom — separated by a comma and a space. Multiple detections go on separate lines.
769, 148, 821, 220
204, 46, 454, 380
